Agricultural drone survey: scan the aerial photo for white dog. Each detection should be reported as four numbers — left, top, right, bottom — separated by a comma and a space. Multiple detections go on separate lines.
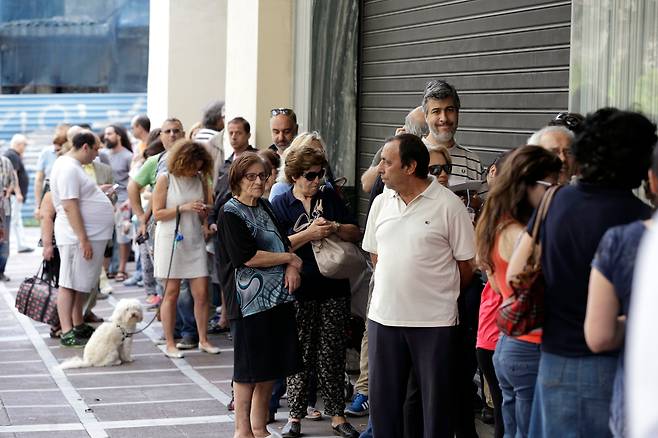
60, 298, 144, 369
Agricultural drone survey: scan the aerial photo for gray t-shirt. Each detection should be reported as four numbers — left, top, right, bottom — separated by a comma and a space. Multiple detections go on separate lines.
101, 148, 133, 203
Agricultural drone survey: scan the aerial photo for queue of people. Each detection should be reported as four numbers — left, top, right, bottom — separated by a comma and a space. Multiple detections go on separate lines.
18, 77, 657, 438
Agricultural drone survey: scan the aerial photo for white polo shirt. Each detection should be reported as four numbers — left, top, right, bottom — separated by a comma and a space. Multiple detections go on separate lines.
363, 177, 475, 327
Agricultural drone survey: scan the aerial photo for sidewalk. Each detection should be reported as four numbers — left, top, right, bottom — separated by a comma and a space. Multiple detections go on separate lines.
0, 229, 492, 437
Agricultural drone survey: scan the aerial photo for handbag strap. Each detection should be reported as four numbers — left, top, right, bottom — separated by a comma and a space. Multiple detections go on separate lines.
530, 185, 561, 246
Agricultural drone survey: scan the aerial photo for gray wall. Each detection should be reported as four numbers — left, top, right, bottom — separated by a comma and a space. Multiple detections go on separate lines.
357, 0, 571, 220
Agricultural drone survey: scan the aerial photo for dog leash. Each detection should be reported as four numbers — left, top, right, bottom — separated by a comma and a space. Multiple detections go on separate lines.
127, 207, 181, 337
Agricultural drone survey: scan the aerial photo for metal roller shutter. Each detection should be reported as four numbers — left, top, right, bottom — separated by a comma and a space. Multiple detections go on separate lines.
357, 0, 571, 222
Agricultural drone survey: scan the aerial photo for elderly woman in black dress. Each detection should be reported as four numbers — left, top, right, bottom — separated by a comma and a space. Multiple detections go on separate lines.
217, 152, 303, 438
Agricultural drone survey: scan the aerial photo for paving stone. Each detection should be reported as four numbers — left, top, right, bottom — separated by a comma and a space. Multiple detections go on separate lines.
79, 383, 212, 404
0, 375, 56, 391
91, 399, 225, 421
0, 360, 49, 375
66, 369, 189, 388
6, 406, 80, 425
0, 389, 68, 406
13, 431, 90, 438
107, 422, 235, 438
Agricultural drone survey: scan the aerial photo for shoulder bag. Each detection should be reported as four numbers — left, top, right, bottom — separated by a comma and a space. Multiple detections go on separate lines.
496, 185, 561, 337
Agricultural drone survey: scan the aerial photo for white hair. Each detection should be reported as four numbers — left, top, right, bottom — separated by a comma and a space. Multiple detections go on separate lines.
528, 125, 574, 145
10, 134, 27, 147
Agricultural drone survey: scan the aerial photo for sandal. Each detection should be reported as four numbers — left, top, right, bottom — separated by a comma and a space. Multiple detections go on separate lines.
305, 406, 322, 421
84, 312, 104, 323
114, 271, 127, 282
106, 272, 116, 279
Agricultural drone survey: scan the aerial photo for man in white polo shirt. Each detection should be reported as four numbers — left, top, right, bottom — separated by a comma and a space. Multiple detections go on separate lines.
362, 133, 475, 438
50, 131, 114, 347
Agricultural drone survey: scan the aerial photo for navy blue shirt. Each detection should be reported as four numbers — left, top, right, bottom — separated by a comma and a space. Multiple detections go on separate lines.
271, 185, 357, 301
592, 220, 648, 435
528, 183, 651, 357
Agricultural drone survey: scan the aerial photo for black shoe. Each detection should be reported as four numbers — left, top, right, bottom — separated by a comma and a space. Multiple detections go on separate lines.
18, 247, 34, 253
0, 273, 10, 281
332, 422, 359, 438
281, 420, 301, 437
73, 323, 95, 339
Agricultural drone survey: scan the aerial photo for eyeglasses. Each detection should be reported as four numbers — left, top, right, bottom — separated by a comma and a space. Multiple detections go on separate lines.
162, 128, 182, 135
244, 172, 269, 182
429, 163, 452, 176
549, 112, 584, 130
302, 169, 325, 181
535, 180, 554, 187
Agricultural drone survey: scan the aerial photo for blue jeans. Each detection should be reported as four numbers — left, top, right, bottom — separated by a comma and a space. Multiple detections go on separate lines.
493, 334, 540, 438
174, 279, 198, 340
528, 351, 616, 438
0, 215, 9, 274
360, 419, 373, 438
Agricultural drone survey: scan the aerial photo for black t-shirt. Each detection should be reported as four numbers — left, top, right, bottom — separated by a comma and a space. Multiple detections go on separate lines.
4, 149, 27, 196
270, 185, 356, 301
528, 182, 651, 357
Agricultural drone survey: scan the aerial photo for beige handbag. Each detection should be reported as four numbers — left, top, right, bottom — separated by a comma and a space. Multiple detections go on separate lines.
293, 198, 369, 280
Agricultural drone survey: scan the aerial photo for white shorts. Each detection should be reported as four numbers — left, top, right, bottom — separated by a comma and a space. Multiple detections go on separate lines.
58, 240, 108, 293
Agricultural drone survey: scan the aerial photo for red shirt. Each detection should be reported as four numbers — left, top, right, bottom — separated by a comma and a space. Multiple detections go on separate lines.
476, 281, 502, 350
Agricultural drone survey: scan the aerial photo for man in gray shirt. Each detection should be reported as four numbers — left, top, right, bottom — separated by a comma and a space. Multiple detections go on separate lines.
102, 124, 134, 281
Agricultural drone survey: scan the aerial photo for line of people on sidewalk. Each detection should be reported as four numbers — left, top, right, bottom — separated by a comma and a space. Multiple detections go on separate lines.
23, 78, 658, 438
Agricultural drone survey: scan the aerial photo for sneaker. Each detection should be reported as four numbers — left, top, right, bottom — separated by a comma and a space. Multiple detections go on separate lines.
281, 420, 301, 438
147, 295, 162, 309
123, 274, 142, 286
73, 324, 95, 339
136, 280, 144, 287
145, 294, 158, 304
101, 285, 113, 295
176, 336, 198, 350
0, 273, 10, 282
332, 422, 359, 438
345, 393, 369, 417
60, 330, 86, 348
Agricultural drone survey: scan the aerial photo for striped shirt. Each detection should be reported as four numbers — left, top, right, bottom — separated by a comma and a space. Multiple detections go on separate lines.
423, 138, 483, 186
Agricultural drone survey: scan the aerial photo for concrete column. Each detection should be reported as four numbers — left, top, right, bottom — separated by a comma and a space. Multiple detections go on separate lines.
224, 0, 294, 148
147, 0, 227, 131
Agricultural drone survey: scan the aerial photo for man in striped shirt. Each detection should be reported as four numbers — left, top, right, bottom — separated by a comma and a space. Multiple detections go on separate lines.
421, 80, 483, 186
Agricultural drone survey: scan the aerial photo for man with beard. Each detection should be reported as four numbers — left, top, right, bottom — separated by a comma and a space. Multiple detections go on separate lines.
422, 80, 482, 186
268, 108, 298, 155
102, 125, 133, 281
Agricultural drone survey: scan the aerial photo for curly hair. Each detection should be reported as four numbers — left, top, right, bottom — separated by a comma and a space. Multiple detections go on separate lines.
167, 139, 213, 180
284, 145, 328, 184
573, 108, 657, 189
475, 145, 562, 273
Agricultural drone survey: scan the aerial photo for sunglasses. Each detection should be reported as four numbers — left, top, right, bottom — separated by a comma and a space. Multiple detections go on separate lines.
429, 163, 452, 176
302, 169, 325, 181
535, 180, 554, 187
162, 128, 182, 135
271, 108, 295, 117
549, 112, 583, 130
244, 172, 269, 182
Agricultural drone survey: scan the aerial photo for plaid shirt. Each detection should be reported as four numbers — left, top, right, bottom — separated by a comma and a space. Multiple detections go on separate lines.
0, 156, 16, 216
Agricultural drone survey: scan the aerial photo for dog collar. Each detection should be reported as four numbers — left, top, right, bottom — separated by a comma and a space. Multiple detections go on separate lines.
117, 324, 133, 342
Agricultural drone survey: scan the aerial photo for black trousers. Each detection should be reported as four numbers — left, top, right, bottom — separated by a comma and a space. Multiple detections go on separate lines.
369, 320, 456, 438
476, 348, 504, 438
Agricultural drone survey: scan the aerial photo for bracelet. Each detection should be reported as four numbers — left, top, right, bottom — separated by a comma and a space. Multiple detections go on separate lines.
333, 221, 340, 232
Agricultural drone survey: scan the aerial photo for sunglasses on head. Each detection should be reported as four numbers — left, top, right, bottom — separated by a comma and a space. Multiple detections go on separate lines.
302, 169, 325, 181
271, 108, 294, 117
244, 172, 269, 182
549, 112, 583, 130
428, 163, 452, 176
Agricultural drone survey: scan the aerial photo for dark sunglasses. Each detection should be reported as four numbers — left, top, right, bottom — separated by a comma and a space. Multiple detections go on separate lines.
302, 169, 325, 181
244, 172, 269, 182
429, 163, 452, 176
549, 112, 584, 130
162, 128, 182, 135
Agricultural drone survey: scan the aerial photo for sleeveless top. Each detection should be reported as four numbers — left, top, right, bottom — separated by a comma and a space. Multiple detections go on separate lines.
492, 220, 542, 344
